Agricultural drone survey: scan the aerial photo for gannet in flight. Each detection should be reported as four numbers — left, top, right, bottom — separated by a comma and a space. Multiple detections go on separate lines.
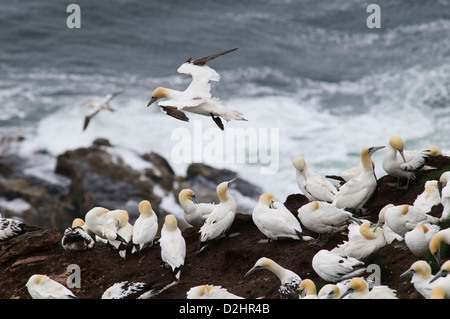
147, 48, 247, 130
83, 91, 123, 131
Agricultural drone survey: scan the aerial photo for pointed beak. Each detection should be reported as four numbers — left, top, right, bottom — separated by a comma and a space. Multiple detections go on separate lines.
245, 266, 258, 277
399, 150, 407, 163
400, 269, 414, 278
228, 177, 237, 186
147, 96, 158, 107
191, 194, 199, 204
434, 250, 442, 267
371, 146, 385, 154
269, 200, 275, 209
430, 269, 448, 284
438, 181, 443, 198
340, 288, 353, 299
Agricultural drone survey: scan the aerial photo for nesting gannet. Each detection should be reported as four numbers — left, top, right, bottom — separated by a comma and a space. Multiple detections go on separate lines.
246, 257, 302, 299
83, 91, 122, 131
375, 204, 403, 244
312, 249, 366, 283
106, 209, 133, 259
413, 180, 441, 214
292, 156, 338, 202
147, 48, 246, 130
197, 178, 237, 253
438, 171, 450, 221
0, 216, 39, 241
26, 275, 76, 299
178, 189, 216, 226
405, 223, 440, 258
299, 279, 319, 299
384, 204, 439, 239
331, 221, 387, 259
400, 260, 436, 299
61, 218, 95, 251
332, 145, 385, 211
318, 284, 341, 299
429, 228, 450, 266
252, 193, 311, 242
160, 214, 186, 281
132, 200, 158, 254
430, 260, 450, 298
101, 280, 178, 299
340, 277, 397, 299
297, 201, 355, 245
186, 285, 244, 299
382, 136, 429, 189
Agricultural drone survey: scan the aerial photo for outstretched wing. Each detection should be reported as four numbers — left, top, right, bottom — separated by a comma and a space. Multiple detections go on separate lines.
190, 48, 238, 66
100, 90, 123, 106
160, 106, 190, 122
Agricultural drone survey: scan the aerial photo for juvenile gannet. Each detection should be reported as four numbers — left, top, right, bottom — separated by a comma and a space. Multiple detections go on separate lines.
299, 279, 319, 299
178, 189, 216, 226
297, 201, 356, 245
318, 284, 341, 299
0, 216, 39, 241
384, 204, 439, 238
147, 48, 246, 130
132, 200, 158, 254
438, 171, 450, 220
26, 275, 76, 299
61, 218, 95, 251
382, 136, 429, 189
83, 91, 122, 131
331, 221, 387, 259
245, 257, 302, 299
332, 145, 385, 211
312, 249, 366, 283
340, 277, 398, 299
292, 156, 337, 202
186, 285, 244, 299
160, 214, 186, 281
405, 223, 440, 258
400, 260, 436, 299
197, 178, 237, 253
252, 193, 311, 242
429, 228, 450, 266
413, 180, 441, 214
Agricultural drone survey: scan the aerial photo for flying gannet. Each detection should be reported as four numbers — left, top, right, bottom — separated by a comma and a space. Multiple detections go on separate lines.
178, 189, 216, 226
147, 48, 247, 130
132, 200, 158, 254
83, 91, 123, 131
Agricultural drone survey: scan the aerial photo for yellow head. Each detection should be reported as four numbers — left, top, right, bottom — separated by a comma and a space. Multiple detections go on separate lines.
423, 146, 442, 157
148, 87, 169, 106
410, 260, 431, 278
292, 156, 306, 171
138, 200, 153, 216
389, 136, 405, 151
359, 221, 377, 240
198, 285, 213, 296
164, 214, 178, 231
179, 189, 196, 204
116, 210, 129, 227
347, 277, 368, 293
72, 218, 85, 228
258, 193, 277, 206
216, 178, 236, 201
299, 279, 316, 296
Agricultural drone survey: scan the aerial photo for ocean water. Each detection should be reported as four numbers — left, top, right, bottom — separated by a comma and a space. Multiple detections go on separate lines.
1, 0, 450, 201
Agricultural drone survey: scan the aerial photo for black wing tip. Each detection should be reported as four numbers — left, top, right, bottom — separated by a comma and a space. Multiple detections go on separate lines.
192, 48, 239, 66
161, 106, 190, 122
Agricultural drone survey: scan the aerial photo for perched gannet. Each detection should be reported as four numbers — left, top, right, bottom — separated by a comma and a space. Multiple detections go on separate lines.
332, 145, 385, 211
147, 48, 246, 130
318, 284, 341, 299
340, 277, 397, 299
106, 210, 133, 259
252, 193, 311, 242
178, 189, 216, 226
438, 171, 450, 221
292, 156, 337, 202
382, 136, 429, 189
430, 260, 450, 298
413, 180, 441, 213
384, 204, 439, 238
186, 285, 244, 299
312, 249, 366, 283
160, 214, 186, 281
297, 201, 356, 245
331, 221, 387, 259
83, 91, 122, 131
429, 228, 450, 266
26, 275, 76, 299
430, 285, 447, 299
132, 200, 158, 254
299, 279, 319, 299
0, 216, 39, 241
197, 178, 237, 253
246, 257, 302, 299
400, 260, 436, 299
61, 218, 95, 251
405, 223, 440, 258
375, 204, 403, 244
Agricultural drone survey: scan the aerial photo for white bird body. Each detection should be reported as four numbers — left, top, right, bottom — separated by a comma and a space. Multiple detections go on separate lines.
376, 204, 404, 244
292, 156, 337, 202
160, 214, 186, 281
246, 257, 302, 299
198, 179, 237, 251
318, 283, 342, 299
178, 189, 216, 226
84, 206, 116, 240
186, 285, 244, 299
429, 228, 450, 265
61, 218, 95, 251
413, 180, 441, 213
132, 200, 158, 254
83, 91, 122, 131
252, 193, 308, 241
312, 249, 366, 283
332, 146, 384, 210
439, 172, 450, 220
0, 217, 38, 241
105, 210, 133, 257
148, 49, 246, 130
331, 221, 387, 259
405, 223, 440, 258
26, 275, 76, 299
400, 260, 437, 299
384, 204, 439, 238
429, 260, 450, 298
340, 277, 397, 299
102, 281, 148, 299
